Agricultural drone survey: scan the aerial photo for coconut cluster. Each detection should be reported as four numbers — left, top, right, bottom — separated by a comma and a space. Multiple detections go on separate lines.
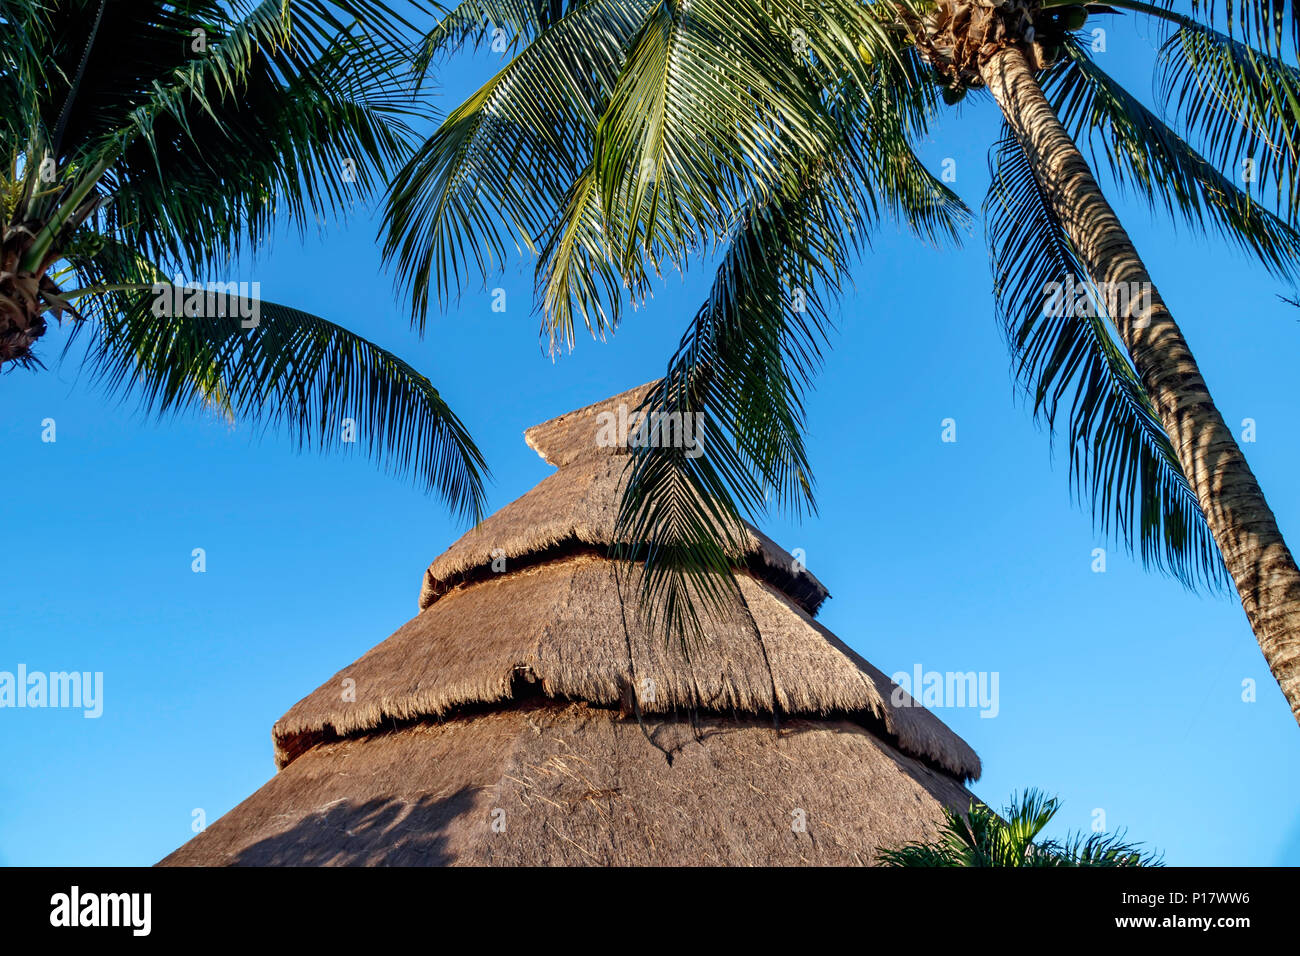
908, 0, 1088, 99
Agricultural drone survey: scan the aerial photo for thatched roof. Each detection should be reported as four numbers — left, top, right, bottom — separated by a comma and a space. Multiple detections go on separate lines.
275, 552, 978, 778
419, 383, 830, 616
161, 700, 975, 866
161, 384, 984, 867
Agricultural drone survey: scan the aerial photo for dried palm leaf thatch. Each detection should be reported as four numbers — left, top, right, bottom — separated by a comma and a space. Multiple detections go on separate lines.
162, 385, 984, 867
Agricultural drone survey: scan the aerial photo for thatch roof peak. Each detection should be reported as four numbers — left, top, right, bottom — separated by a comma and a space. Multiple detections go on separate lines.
523, 380, 659, 469
421, 384, 830, 615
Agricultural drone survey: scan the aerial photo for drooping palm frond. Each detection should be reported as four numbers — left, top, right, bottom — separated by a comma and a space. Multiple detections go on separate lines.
1045, 39, 1300, 281
1187, 0, 1300, 55
383, 0, 655, 334
615, 81, 968, 642
417, 0, 576, 69
612, 186, 839, 642
590, 0, 882, 278
833, 44, 971, 246
3, 1, 489, 518
63, 246, 487, 520
879, 789, 1162, 866
1155, 18, 1300, 219
985, 130, 1227, 590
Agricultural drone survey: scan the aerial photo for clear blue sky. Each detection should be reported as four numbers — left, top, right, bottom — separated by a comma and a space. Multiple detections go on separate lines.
3, 17, 1298, 867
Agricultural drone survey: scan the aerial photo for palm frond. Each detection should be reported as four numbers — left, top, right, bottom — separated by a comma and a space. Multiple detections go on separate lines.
64, 242, 487, 520
1045, 41, 1300, 281
1042, 829, 1165, 867
382, 0, 654, 333
591, 0, 840, 273
93, 1, 426, 275
1187, 0, 1300, 55
535, 0, 928, 353
879, 788, 1162, 866
1155, 19, 1300, 219
832, 45, 971, 245
0, 0, 54, 141
417, 0, 574, 69
14, 1, 428, 278
984, 130, 1227, 591
615, 145, 884, 642
612, 42, 968, 643
535, 162, 641, 351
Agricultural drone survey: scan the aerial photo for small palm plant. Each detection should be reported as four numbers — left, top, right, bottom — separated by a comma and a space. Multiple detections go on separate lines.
1, 0, 486, 519
879, 790, 1162, 866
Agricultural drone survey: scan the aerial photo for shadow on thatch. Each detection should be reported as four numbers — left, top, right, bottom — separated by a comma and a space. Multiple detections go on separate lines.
169, 700, 977, 867
230, 790, 482, 867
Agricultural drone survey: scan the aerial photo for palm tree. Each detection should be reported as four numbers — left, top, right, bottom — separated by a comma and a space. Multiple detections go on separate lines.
382, 0, 1300, 718
1, 0, 486, 519
878, 789, 1162, 866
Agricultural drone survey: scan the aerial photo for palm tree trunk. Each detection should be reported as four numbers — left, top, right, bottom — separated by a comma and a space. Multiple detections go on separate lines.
981, 46, 1300, 725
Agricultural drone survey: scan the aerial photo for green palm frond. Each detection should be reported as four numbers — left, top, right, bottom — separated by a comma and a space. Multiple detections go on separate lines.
1155, 19, 1300, 219
64, 265, 487, 521
17, 0, 428, 276
386, 0, 923, 349
1046, 40, 1300, 281
535, 162, 643, 351
99, 2, 425, 274
612, 183, 833, 642
880, 789, 1162, 866
4, 1, 487, 518
535, 35, 953, 350
591, 0, 840, 273
1187, 0, 1300, 55
418, 0, 574, 69
382, 0, 654, 333
609, 41, 968, 642
613, 87, 965, 641
985, 131, 1227, 590
1044, 829, 1166, 866
834, 46, 971, 246
0, 1, 53, 133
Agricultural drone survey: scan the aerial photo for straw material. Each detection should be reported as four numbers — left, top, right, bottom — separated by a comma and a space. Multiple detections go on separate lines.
163, 699, 976, 866
161, 383, 985, 867
521, 381, 659, 469
278, 553, 980, 779
420, 385, 829, 616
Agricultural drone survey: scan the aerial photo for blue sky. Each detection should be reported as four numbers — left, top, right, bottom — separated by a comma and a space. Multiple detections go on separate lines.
3, 15, 1299, 867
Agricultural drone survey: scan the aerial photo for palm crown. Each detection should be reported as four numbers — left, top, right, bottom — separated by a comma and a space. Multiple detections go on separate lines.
2, 0, 487, 520
878, 789, 1162, 866
386, 0, 1300, 719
